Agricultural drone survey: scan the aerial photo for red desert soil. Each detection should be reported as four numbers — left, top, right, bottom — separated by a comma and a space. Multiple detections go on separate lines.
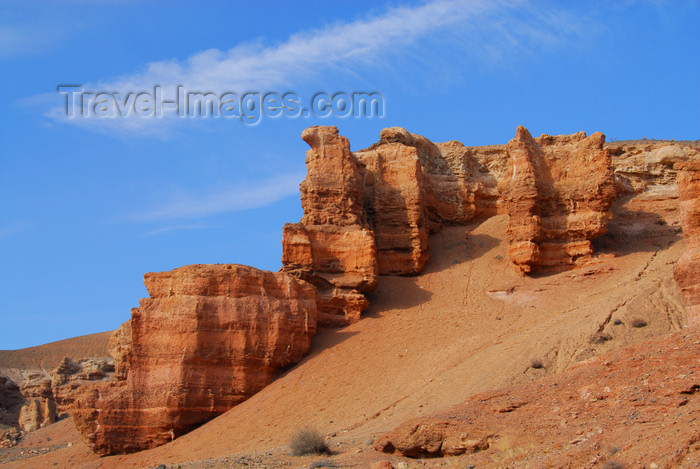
375, 327, 700, 468
5, 204, 693, 468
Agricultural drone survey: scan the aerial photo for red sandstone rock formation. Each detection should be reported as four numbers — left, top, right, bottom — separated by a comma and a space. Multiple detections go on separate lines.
498, 127, 616, 273
282, 126, 378, 326
18, 398, 56, 433
6, 357, 115, 433
72, 264, 317, 455
355, 130, 430, 274
355, 127, 499, 274
283, 126, 502, 321
50, 357, 115, 411
108, 320, 131, 381
285, 125, 619, 322
674, 161, 700, 328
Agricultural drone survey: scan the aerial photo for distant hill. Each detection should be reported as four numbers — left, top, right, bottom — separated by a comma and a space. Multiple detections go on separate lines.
0, 331, 113, 381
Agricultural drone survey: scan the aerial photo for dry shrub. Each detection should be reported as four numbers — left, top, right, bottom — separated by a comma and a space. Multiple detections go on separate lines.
530, 358, 544, 369
601, 461, 624, 469
630, 318, 648, 328
289, 426, 330, 456
590, 333, 613, 344
308, 460, 337, 468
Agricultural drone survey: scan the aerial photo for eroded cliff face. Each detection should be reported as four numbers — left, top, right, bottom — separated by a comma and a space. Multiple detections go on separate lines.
63, 126, 697, 458
3, 357, 115, 434
0, 375, 22, 431
284, 125, 621, 319
498, 127, 616, 273
72, 264, 317, 455
281, 126, 378, 326
674, 161, 700, 328
355, 129, 431, 275
355, 127, 506, 273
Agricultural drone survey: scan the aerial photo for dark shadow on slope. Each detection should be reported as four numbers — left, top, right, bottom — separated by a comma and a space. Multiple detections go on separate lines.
274, 329, 361, 382
593, 200, 682, 256
420, 222, 502, 275
363, 276, 433, 316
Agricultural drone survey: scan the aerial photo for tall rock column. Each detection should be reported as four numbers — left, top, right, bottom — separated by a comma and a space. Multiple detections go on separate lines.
282, 126, 378, 326
674, 161, 700, 328
355, 129, 430, 275
498, 126, 616, 273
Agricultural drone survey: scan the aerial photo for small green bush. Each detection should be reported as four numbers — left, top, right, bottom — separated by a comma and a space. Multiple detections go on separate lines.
289, 427, 330, 456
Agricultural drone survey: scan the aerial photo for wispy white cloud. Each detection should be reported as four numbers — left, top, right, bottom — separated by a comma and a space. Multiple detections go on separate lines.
0, 13, 77, 60
127, 173, 303, 222
45, 0, 592, 136
143, 223, 219, 236
0, 220, 30, 238
0, 26, 54, 58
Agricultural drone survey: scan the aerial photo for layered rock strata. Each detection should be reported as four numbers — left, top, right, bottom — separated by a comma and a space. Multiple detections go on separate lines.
284, 125, 622, 321
282, 126, 378, 326
72, 264, 317, 455
6, 357, 115, 433
673, 161, 700, 328
498, 127, 616, 273
355, 130, 430, 274
18, 398, 56, 432
282, 126, 510, 325
64, 127, 697, 458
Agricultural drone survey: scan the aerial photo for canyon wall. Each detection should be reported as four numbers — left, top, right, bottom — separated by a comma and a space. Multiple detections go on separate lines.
498, 127, 616, 273
0, 357, 115, 434
674, 161, 700, 328
63, 126, 697, 457
284, 125, 619, 323
72, 264, 317, 455
281, 126, 378, 326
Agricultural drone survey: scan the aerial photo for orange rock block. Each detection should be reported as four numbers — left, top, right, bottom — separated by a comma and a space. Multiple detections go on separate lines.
499, 126, 616, 273
72, 264, 317, 455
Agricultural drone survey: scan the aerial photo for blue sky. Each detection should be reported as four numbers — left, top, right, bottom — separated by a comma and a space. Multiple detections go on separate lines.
1, 0, 698, 350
